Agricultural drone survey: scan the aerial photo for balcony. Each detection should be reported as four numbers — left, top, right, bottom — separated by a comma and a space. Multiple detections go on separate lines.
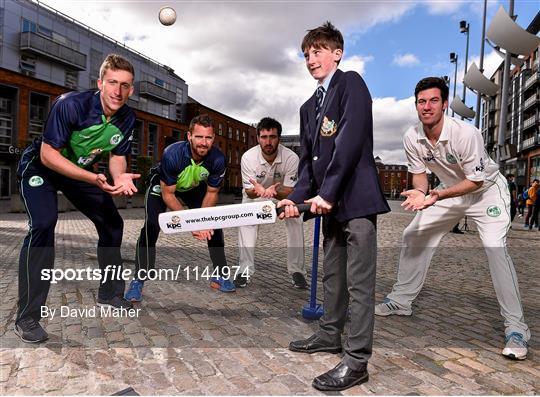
523, 114, 538, 130
522, 95, 538, 111
19, 32, 86, 70
524, 73, 538, 91
488, 104, 499, 113
138, 81, 176, 104
521, 134, 539, 150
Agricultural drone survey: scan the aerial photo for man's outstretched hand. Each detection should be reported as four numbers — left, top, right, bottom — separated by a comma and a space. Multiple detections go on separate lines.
401, 189, 439, 211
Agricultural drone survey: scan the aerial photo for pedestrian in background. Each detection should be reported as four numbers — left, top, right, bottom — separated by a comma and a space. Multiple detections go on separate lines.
528, 181, 540, 231
524, 179, 538, 228
506, 174, 517, 222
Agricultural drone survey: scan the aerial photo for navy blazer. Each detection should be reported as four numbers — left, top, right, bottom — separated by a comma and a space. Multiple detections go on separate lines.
289, 69, 390, 222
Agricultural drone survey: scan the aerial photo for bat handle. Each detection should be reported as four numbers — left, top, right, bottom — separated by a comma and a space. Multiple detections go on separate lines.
276, 203, 312, 216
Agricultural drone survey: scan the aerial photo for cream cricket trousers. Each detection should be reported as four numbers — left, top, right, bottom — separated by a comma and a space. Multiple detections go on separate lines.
387, 173, 530, 340
238, 198, 305, 276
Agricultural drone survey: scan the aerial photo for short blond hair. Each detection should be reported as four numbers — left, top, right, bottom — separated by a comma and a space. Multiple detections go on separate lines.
99, 54, 134, 80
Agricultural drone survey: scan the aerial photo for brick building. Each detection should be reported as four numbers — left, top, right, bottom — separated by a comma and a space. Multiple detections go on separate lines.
375, 156, 439, 199
186, 98, 257, 193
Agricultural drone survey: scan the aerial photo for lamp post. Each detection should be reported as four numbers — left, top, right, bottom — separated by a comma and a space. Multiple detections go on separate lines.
475, 0, 488, 128
450, 52, 459, 117
443, 75, 450, 115
459, 20, 470, 120
497, 0, 515, 165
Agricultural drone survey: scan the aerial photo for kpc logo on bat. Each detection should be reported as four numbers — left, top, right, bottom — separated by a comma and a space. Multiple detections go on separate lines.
256, 204, 274, 220
166, 215, 182, 230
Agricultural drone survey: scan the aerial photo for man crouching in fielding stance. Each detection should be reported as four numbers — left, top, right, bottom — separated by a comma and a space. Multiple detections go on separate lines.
375, 77, 530, 360
124, 114, 235, 302
278, 22, 390, 391
15, 54, 139, 343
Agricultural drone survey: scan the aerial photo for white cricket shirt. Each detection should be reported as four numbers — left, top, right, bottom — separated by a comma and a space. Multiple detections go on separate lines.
241, 144, 299, 200
403, 115, 499, 193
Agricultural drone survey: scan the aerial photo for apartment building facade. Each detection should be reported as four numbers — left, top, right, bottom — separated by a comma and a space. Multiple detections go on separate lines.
481, 12, 540, 192
0, 0, 255, 205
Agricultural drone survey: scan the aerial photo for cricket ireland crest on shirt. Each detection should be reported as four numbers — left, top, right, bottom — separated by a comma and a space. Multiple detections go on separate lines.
446, 153, 458, 164
28, 175, 44, 187
61, 115, 124, 169
486, 205, 502, 217
150, 184, 162, 196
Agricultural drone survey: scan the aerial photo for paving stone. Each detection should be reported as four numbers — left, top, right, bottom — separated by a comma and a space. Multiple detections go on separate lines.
129, 333, 150, 347
1, 205, 537, 395
457, 357, 496, 374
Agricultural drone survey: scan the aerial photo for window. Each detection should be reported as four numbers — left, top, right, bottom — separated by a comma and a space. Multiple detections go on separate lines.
175, 104, 183, 123
0, 94, 13, 149
29, 93, 49, 142
227, 148, 232, 164
236, 129, 240, 141
131, 120, 143, 174
65, 69, 78, 89
218, 123, 223, 136
172, 129, 183, 141
0, 167, 10, 198
20, 55, 36, 75
90, 48, 103, 85
235, 149, 239, 165
175, 87, 183, 103
242, 131, 246, 143
22, 19, 37, 33
39, 25, 52, 38
162, 105, 170, 119
228, 127, 232, 139
148, 123, 158, 160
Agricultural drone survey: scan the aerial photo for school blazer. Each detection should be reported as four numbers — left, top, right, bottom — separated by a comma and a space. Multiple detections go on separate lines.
288, 69, 390, 222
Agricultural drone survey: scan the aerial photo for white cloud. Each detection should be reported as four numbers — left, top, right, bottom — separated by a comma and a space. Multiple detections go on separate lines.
40, 1, 424, 155
469, 50, 504, 80
393, 53, 420, 67
423, 0, 464, 15
372, 96, 418, 164
448, 50, 503, 108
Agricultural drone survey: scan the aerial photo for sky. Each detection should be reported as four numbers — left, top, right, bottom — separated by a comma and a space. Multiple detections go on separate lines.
42, 0, 539, 164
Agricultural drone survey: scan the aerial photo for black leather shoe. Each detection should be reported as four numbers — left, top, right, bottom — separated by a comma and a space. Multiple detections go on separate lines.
289, 334, 342, 354
312, 361, 369, 391
292, 272, 308, 289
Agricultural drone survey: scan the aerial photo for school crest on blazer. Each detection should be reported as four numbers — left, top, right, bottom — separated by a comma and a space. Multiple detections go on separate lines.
320, 116, 337, 137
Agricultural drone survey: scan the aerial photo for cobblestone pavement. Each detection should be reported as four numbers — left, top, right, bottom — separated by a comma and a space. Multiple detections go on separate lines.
1, 201, 538, 395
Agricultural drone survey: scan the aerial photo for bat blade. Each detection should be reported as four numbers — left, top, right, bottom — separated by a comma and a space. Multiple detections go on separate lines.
158, 200, 278, 234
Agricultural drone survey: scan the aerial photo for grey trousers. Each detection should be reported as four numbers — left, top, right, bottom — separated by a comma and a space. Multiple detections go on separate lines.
316, 215, 377, 370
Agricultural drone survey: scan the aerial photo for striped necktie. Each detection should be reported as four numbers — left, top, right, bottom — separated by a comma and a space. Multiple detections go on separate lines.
315, 86, 325, 122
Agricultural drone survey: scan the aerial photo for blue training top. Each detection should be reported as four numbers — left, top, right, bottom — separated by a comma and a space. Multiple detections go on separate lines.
153, 141, 226, 192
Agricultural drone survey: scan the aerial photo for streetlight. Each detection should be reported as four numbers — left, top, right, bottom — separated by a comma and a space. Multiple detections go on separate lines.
442, 75, 450, 115
459, 20, 470, 120
449, 52, 459, 117
475, 0, 487, 129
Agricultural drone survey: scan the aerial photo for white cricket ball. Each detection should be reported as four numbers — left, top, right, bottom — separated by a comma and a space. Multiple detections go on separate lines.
158, 6, 177, 26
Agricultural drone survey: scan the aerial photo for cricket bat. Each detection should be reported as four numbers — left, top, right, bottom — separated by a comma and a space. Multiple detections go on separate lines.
158, 201, 310, 234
